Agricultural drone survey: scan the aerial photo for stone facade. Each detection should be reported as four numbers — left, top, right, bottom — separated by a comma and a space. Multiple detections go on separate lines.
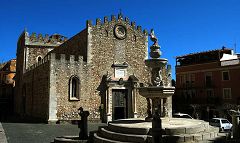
15, 13, 160, 123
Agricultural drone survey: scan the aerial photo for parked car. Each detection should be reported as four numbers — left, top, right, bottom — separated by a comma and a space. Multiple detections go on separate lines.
173, 112, 193, 119
209, 118, 232, 132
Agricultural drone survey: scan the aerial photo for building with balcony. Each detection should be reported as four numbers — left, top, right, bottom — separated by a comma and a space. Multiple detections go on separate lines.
174, 47, 240, 120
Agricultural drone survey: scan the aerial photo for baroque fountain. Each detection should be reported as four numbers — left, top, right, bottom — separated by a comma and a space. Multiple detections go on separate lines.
138, 29, 175, 121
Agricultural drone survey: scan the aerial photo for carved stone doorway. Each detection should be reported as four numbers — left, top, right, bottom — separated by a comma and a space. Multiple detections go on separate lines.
112, 89, 128, 120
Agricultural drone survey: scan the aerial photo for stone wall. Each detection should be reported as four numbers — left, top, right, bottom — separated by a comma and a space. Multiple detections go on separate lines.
49, 53, 86, 121
23, 58, 50, 120
25, 46, 53, 69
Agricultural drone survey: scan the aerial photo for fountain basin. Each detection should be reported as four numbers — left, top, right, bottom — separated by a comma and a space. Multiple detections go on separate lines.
138, 86, 175, 98
145, 58, 168, 68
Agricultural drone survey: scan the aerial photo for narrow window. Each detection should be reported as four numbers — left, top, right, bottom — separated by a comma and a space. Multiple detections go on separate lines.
133, 35, 137, 42
69, 76, 80, 100
38, 57, 41, 61
37, 56, 42, 62
186, 74, 190, 84
222, 71, 230, 81
105, 30, 108, 37
190, 74, 195, 85
179, 75, 185, 85
207, 89, 214, 103
72, 78, 77, 98
223, 88, 231, 99
179, 75, 186, 85
205, 72, 212, 87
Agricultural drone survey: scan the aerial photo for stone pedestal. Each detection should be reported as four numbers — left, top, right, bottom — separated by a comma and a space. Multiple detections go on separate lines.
152, 109, 162, 143
139, 86, 175, 119
232, 116, 239, 139
78, 107, 90, 140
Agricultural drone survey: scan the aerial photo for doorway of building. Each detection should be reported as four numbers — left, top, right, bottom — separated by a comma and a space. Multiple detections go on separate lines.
112, 89, 128, 120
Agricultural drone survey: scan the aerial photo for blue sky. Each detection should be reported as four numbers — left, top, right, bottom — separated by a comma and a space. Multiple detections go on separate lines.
1, 0, 240, 79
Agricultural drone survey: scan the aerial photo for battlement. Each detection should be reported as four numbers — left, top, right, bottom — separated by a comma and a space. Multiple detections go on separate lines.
25, 31, 68, 46
26, 53, 83, 72
50, 53, 83, 63
86, 13, 148, 36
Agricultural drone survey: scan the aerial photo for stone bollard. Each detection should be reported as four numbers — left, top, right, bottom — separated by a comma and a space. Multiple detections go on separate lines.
78, 107, 90, 140
232, 115, 240, 139
152, 108, 162, 143
229, 109, 240, 139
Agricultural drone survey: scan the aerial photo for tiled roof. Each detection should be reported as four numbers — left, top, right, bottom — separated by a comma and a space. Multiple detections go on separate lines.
176, 47, 232, 58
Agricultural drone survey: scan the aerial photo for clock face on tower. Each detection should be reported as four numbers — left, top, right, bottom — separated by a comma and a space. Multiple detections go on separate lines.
114, 24, 127, 40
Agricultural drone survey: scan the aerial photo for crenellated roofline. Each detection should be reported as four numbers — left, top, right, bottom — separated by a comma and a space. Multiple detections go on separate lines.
17, 29, 68, 48
86, 13, 148, 36
24, 31, 67, 46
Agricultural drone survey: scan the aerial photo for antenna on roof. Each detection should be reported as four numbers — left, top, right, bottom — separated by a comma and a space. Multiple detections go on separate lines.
234, 40, 237, 53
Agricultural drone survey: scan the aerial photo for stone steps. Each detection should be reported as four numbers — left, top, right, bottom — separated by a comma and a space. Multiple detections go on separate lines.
98, 127, 149, 142
93, 133, 134, 143
92, 118, 229, 143
93, 126, 229, 143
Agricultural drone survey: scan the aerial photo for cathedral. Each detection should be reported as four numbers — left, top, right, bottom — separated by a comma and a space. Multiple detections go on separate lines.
14, 13, 168, 123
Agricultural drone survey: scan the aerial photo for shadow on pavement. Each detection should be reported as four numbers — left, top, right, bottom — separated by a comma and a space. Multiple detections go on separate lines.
0, 113, 50, 124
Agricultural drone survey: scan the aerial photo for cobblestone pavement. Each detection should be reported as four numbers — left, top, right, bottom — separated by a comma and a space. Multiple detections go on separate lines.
1, 122, 106, 143
0, 122, 7, 143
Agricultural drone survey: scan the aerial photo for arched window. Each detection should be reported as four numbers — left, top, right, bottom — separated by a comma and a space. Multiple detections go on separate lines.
37, 56, 42, 62
69, 76, 80, 100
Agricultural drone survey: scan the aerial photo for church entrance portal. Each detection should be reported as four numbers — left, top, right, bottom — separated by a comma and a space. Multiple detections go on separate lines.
112, 89, 128, 120
104, 74, 138, 122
